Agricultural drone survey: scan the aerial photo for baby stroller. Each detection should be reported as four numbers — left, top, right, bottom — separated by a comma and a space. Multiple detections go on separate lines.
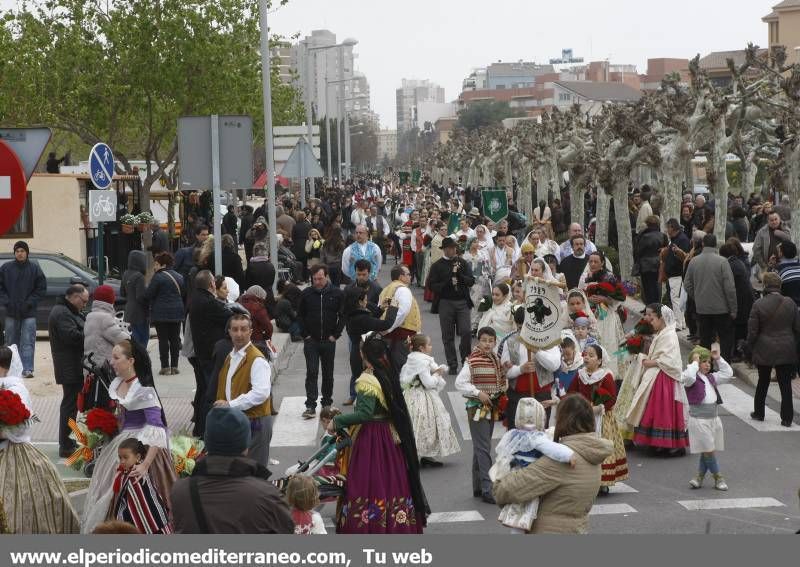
274, 431, 351, 502
77, 353, 117, 478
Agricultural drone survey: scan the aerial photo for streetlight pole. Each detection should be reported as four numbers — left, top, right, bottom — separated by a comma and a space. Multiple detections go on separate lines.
337, 47, 344, 186
258, 0, 278, 292
304, 42, 314, 202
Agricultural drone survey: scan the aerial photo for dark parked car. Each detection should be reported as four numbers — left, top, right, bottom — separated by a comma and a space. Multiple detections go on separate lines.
0, 252, 123, 332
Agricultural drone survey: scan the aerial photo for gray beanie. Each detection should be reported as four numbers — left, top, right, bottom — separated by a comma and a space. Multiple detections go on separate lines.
204, 407, 251, 456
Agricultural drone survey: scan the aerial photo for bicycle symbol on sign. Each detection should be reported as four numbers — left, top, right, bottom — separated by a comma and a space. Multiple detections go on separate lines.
92, 194, 115, 218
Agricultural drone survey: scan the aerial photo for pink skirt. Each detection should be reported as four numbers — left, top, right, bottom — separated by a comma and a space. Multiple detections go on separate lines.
633, 371, 689, 449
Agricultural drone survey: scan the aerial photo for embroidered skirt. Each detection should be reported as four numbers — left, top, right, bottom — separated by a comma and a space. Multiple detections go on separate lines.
632, 371, 689, 449
0, 442, 80, 534
600, 411, 629, 486
337, 421, 423, 534
403, 387, 461, 459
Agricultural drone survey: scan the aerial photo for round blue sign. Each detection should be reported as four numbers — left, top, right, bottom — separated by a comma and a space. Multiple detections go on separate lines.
89, 143, 114, 190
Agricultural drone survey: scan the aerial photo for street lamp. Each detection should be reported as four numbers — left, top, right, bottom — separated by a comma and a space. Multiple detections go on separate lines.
304, 38, 358, 191
341, 94, 369, 178
326, 76, 360, 185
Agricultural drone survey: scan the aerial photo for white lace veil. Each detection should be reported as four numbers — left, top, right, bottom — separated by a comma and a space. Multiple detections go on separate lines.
531, 258, 558, 283
657, 304, 677, 328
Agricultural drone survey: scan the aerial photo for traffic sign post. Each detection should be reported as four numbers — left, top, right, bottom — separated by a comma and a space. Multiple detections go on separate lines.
89, 143, 115, 190
88, 143, 115, 283
0, 140, 28, 237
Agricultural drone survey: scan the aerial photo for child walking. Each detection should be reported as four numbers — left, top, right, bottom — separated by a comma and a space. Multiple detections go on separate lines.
113, 439, 172, 534
682, 346, 733, 491
285, 476, 326, 534
489, 397, 576, 533
400, 334, 461, 468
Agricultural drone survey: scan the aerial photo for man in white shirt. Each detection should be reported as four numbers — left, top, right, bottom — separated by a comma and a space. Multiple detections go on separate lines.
378, 265, 421, 368
350, 200, 369, 228
213, 314, 272, 467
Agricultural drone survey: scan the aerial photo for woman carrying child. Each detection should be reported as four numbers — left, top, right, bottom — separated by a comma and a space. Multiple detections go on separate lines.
400, 335, 461, 468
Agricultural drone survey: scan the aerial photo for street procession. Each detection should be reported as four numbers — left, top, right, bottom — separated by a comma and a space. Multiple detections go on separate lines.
1, 0, 800, 555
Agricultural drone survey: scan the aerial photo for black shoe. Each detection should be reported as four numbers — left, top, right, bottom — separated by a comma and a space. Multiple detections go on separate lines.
597, 486, 610, 496
481, 493, 497, 505
781, 420, 793, 427
666, 448, 686, 458
473, 489, 482, 498
750, 412, 764, 422
420, 457, 444, 468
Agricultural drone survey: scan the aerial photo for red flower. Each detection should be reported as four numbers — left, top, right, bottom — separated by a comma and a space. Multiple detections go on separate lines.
0, 389, 31, 426
626, 336, 643, 348
592, 386, 614, 406
86, 408, 118, 437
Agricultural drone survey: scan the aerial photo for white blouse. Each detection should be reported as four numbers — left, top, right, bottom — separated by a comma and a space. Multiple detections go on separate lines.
108, 377, 169, 448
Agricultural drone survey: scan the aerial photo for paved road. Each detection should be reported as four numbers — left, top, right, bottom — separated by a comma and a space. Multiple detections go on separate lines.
36, 261, 800, 533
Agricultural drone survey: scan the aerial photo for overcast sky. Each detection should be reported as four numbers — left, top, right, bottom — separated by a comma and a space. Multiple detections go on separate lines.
2, 0, 771, 130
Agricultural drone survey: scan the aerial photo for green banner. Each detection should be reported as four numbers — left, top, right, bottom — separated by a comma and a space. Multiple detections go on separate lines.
411, 170, 421, 185
399, 171, 410, 185
447, 212, 461, 236
481, 189, 508, 223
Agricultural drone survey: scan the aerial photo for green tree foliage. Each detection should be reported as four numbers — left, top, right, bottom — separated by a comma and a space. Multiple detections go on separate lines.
455, 100, 524, 132
0, 0, 304, 201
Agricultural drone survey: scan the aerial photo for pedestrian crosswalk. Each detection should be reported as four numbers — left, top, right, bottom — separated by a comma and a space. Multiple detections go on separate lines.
677, 497, 785, 511
717, 385, 794, 432
447, 391, 506, 441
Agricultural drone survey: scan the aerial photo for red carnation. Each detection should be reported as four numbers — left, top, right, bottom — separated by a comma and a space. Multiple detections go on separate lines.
0, 388, 31, 427
86, 408, 118, 437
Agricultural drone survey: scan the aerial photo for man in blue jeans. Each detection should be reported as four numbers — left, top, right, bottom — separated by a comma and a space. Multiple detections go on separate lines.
297, 265, 345, 419
0, 241, 46, 378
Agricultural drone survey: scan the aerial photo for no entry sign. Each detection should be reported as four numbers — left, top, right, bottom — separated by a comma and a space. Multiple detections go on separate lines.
0, 140, 27, 237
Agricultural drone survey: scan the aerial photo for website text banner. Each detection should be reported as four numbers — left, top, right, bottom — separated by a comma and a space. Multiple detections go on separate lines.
0, 535, 793, 567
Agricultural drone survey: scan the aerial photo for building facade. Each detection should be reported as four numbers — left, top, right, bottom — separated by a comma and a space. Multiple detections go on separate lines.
396, 79, 445, 136
377, 129, 398, 162
764, 1, 800, 66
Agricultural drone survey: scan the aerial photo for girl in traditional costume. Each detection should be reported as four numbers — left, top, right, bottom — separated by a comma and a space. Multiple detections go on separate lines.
112, 438, 172, 534
580, 251, 626, 378
0, 345, 79, 533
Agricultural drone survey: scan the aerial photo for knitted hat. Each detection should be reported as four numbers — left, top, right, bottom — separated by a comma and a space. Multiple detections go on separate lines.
13, 241, 29, 254
515, 397, 547, 431
92, 285, 116, 305
204, 407, 251, 456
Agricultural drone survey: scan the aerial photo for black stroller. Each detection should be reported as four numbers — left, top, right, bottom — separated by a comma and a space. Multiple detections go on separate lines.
77, 353, 117, 477
274, 432, 351, 501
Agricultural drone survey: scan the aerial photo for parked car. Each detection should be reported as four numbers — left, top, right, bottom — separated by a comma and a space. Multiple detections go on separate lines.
0, 252, 123, 332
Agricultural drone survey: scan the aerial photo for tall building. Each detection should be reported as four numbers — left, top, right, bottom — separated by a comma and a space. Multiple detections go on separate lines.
348, 72, 380, 130
292, 30, 355, 120
764, 1, 800, 66
396, 79, 445, 136
377, 129, 398, 162
270, 41, 294, 85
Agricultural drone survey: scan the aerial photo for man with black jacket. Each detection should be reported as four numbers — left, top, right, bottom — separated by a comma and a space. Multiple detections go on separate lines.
298, 265, 345, 419
47, 284, 89, 457
428, 237, 475, 375
664, 218, 691, 331
189, 270, 233, 436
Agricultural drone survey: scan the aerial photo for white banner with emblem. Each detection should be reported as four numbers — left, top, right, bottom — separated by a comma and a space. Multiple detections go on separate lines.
519, 277, 564, 351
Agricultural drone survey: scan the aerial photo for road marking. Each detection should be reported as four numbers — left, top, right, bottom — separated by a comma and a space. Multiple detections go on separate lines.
0, 176, 10, 198
609, 482, 638, 494
589, 503, 638, 515
447, 392, 505, 441
428, 510, 485, 524
271, 396, 320, 447
677, 497, 785, 511
718, 384, 796, 432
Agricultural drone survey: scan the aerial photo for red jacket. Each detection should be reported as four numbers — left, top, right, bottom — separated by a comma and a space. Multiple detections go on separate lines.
238, 294, 273, 342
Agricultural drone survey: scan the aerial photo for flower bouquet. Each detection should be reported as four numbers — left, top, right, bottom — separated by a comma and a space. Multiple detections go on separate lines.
0, 387, 39, 436
585, 281, 627, 302
616, 321, 654, 356
171, 435, 205, 478
592, 386, 614, 407
66, 408, 118, 472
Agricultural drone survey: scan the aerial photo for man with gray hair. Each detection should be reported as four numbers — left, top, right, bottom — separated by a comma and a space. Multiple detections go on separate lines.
557, 223, 597, 262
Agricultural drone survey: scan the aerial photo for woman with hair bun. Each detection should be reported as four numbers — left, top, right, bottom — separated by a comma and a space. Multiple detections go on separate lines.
82, 340, 176, 533
329, 335, 428, 534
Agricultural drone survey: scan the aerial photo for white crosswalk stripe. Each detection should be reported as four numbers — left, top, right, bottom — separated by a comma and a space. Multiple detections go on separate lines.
428, 510, 485, 523
447, 392, 505, 441
677, 497, 785, 511
271, 396, 320, 447
609, 482, 638, 494
589, 503, 638, 515
718, 385, 796, 432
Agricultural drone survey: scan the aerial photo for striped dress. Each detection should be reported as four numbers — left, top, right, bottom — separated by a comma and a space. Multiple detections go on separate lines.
113, 468, 172, 534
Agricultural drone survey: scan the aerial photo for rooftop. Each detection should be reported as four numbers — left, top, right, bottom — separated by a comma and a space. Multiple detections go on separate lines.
554, 81, 642, 102
698, 48, 768, 70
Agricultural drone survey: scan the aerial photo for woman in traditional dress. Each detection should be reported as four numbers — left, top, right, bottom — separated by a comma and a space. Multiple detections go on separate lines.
566, 344, 629, 492
478, 283, 515, 340
525, 227, 559, 259
331, 335, 428, 533
626, 304, 689, 456
579, 251, 626, 379
400, 334, 461, 467
463, 238, 493, 334
0, 345, 80, 533
82, 339, 177, 533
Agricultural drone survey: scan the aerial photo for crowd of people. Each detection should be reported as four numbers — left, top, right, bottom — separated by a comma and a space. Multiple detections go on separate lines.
0, 175, 798, 535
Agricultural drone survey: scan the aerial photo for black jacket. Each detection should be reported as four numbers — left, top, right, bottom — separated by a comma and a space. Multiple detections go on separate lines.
346, 306, 398, 374
47, 296, 86, 385
0, 258, 47, 319
298, 283, 345, 341
222, 248, 245, 288
558, 255, 589, 291
728, 256, 754, 326
143, 268, 185, 323
292, 221, 312, 260
246, 258, 276, 291
664, 231, 691, 278
428, 256, 475, 307
345, 280, 383, 317
121, 250, 149, 325
635, 227, 667, 274
274, 298, 298, 332
189, 290, 233, 361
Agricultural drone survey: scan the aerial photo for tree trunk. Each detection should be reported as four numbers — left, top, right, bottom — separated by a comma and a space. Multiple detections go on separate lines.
517, 165, 533, 221
570, 179, 584, 233
788, 146, 800, 245
535, 166, 548, 206
613, 180, 634, 279
595, 189, 611, 247
741, 154, 758, 202
709, 137, 730, 243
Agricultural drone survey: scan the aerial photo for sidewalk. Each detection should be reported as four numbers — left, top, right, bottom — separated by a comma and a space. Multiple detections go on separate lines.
623, 296, 800, 418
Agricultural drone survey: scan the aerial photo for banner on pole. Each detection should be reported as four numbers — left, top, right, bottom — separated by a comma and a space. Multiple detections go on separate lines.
411, 170, 421, 185
399, 171, 410, 185
481, 189, 508, 223
519, 278, 563, 351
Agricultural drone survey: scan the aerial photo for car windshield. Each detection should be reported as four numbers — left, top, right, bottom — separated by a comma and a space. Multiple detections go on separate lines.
54, 254, 98, 277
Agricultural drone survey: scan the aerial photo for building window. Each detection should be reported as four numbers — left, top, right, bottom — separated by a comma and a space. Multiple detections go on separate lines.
559, 93, 571, 102
5, 192, 33, 238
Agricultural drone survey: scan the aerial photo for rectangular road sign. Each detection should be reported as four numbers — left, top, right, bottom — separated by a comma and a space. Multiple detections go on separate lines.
177, 116, 253, 191
88, 190, 118, 223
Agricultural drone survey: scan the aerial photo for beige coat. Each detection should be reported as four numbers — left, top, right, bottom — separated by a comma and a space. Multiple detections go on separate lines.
492, 433, 613, 534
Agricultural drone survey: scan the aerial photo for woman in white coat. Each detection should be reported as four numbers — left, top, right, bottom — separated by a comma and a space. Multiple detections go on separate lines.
479, 283, 515, 340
